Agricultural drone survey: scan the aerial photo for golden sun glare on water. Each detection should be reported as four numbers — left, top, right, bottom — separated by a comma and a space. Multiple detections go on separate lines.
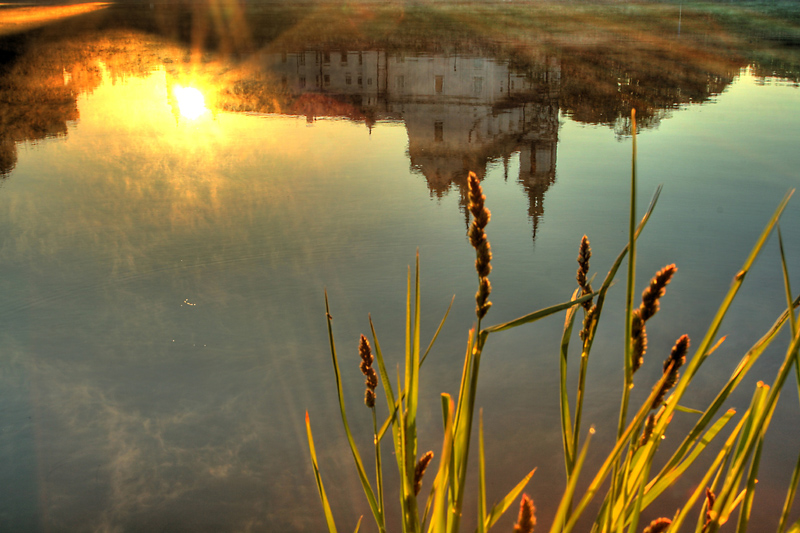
173, 85, 208, 120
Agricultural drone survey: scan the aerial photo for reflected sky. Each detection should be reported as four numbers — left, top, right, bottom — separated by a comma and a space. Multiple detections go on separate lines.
0, 3, 799, 532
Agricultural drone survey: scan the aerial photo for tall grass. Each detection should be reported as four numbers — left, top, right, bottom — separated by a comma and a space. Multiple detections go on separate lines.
305, 111, 800, 533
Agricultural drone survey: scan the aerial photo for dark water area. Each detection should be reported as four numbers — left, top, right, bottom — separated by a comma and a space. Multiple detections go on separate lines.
0, 1, 799, 531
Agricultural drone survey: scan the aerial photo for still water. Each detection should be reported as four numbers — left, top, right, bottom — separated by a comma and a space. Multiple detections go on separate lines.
1, 2, 799, 531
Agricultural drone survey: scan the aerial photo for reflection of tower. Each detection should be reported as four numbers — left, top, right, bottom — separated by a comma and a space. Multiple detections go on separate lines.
518, 138, 557, 239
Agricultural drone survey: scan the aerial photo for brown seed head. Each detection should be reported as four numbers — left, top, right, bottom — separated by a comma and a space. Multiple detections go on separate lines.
468, 171, 493, 321
365, 388, 376, 408
413, 451, 434, 495
643, 518, 672, 533
580, 304, 597, 343
577, 235, 593, 310
631, 311, 647, 373
514, 493, 536, 533
639, 264, 677, 322
476, 277, 492, 319
653, 334, 690, 408
639, 413, 656, 448
359, 335, 378, 408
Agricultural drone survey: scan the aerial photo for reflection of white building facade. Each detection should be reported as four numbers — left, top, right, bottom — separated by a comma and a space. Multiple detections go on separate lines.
264, 49, 561, 237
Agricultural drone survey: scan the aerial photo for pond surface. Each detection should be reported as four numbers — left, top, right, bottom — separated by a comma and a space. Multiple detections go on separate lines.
1, 2, 799, 531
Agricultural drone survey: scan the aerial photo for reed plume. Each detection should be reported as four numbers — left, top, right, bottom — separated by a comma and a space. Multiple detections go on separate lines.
513, 493, 536, 533
643, 518, 672, 533
576, 235, 593, 311
631, 264, 677, 373
413, 451, 433, 496
467, 171, 492, 320
580, 304, 597, 343
652, 334, 689, 408
638, 413, 656, 448
359, 334, 378, 408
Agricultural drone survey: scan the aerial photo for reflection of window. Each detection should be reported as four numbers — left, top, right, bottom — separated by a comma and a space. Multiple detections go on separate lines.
510, 80, 515, 91
299, 54, 305, 66
396, 75, 404, 90
435, 75, 444, 94
358, 76, 363, 86
358, 52, 363, 65
473, 77, 483, 95
341, 51, 348, 64
315, 75, 321, 87
434, 121, 443, 142
367, 78, 373, 86
300, 76, 306, 88
323, 52, 331, 64
324, 74, 331, 86
346, 73, 352, 85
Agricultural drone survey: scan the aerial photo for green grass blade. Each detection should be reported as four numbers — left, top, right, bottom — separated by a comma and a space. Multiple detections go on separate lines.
560, 290, 580, 476
353, 516, 363, 533
620, 108, 638, 440
643, 409, 736, 508
668, 414, 745, 532
562, 370, 671, 533
482, 292, 594, 334
777, 224, 798, 338
625, 455, 653, 533
483, 468, 536, 532
478, 409, 487, 533
711, 383, 773, 532
449, 334, 485, 533
644, 193, 795, 500
686, 190, 794, 386
306, 411, 339, 533
777, 450, 800, 533
550, 427, 594, 533
324, 291, 383, 529
429, 396, 455, 533
369, 315, 398, 421
421, 295, 455, 366
735, 410, 767, 533
422, 394, 455, 531
654, 295, 799, 482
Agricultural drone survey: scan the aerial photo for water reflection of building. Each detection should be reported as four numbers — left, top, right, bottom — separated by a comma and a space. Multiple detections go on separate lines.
264, 49, 561, 238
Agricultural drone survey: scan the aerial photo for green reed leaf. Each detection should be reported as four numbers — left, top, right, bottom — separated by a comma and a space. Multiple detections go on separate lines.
643, 409, 736, 509
560, 289, 580, 477
777, 450, 800, 533
482, 468, 536, 532
481, 292, 594, 334
550, 427, 594, 533
325, 291, 383, 530
478, 409, 487, 533
306, 411, 339, 533
421, 295, 455, 366
668, 413, 746, 533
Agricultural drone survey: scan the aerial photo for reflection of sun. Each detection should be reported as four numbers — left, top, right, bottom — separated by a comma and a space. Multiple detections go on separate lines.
173, 85, 207, 120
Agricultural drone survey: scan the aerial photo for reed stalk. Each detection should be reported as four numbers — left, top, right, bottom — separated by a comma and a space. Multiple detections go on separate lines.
305, 113, 797, 533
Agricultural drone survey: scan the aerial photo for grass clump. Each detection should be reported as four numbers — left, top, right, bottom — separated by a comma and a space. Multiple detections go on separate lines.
305, 111, 800, 533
